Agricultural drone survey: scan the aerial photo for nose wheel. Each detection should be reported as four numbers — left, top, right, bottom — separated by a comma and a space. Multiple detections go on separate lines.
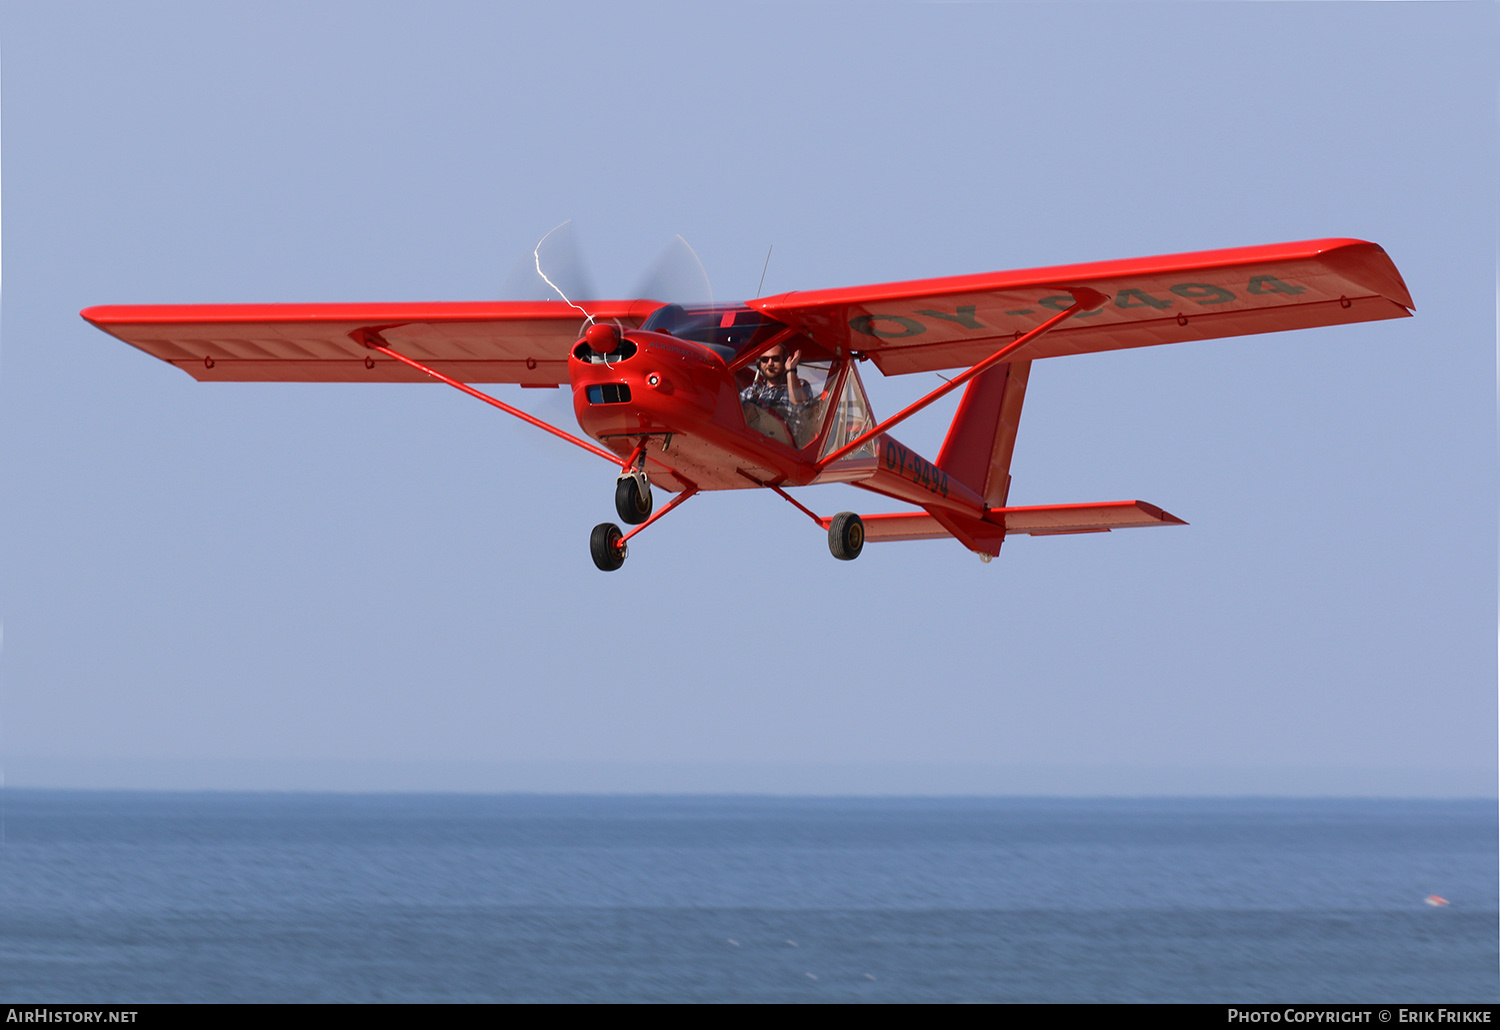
614, 474, 652, 524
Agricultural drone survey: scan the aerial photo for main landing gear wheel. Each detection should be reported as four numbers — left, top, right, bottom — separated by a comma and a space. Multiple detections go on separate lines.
614, 476, 652, 524
828, 511, 864, 561
590, 522, 626, 572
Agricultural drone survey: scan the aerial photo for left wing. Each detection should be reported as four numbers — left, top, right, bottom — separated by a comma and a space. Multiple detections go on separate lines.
81, 300, 664, 384
749, 238, 1412, 376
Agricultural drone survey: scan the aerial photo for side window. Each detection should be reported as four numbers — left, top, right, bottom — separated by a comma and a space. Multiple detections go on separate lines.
819, 364, 876, 460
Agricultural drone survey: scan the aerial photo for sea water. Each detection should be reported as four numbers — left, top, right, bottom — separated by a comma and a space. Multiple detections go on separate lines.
0, 793, 1493, 1002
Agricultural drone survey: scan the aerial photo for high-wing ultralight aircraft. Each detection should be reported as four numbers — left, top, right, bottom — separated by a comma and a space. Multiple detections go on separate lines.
83, 238, 1412, 570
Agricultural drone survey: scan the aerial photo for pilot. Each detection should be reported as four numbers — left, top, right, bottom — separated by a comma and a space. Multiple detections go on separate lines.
740, 345, 809, 415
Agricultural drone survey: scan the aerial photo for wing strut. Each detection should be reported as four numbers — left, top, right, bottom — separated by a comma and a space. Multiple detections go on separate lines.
815, 288, 1105, 469
352, 328, 620, 465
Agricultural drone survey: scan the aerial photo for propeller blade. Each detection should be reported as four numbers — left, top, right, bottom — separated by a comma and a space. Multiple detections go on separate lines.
501, 220, 597, 301
633, 235, 714, 305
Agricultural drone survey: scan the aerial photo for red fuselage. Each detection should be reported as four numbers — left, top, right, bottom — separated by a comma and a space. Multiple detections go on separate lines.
567, 317, 987, 520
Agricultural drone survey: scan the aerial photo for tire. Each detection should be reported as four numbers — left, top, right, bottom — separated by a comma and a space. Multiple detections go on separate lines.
614, 476, 652, 525
590, 522, 626, 571
827, 511, 864, 561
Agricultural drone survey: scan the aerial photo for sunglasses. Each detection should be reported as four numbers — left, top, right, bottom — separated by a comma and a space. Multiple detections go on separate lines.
758, 354, 786, 363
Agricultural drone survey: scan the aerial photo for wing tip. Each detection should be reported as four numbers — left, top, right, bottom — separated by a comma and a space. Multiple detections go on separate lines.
1320, 239, 1416, 311
1134, 500, 1189, 526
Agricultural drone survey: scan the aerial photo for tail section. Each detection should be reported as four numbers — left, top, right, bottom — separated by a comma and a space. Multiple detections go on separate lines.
934, 361, 1030, 508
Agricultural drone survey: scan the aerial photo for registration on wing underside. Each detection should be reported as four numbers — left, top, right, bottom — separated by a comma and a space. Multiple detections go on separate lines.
749, 239, 1412, 375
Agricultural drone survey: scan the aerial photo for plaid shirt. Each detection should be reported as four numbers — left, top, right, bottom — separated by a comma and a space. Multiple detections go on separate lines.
740, 377, 807, 411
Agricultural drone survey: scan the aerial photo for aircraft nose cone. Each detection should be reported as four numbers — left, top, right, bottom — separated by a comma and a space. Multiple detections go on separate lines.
584, 323, 621, 354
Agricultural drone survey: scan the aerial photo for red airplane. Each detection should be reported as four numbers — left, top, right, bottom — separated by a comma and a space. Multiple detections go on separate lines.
82, 238, 1412, 571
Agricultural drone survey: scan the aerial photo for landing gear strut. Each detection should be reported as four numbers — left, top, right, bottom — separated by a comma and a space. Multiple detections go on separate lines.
590, 480, 701, 572
828, 511, 864, 561
758, 483, 865, 563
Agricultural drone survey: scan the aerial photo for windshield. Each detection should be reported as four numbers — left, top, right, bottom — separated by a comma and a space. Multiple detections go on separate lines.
640, 304, 787, 362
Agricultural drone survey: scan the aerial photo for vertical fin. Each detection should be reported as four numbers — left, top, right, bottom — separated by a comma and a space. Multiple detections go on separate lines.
934, 360, 1031, 508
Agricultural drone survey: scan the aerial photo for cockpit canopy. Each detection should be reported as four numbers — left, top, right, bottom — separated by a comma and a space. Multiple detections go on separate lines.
640, 304, 786, 363
639, 304, 867, 453
638, 303, 871, 454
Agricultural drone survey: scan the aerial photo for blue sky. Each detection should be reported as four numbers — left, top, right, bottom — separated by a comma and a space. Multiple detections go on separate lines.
1, 1, 1494, 794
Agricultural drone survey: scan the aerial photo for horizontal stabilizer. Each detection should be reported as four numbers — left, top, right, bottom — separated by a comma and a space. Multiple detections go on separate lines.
820, 501, 1186, 544
994, 499, 1186, 535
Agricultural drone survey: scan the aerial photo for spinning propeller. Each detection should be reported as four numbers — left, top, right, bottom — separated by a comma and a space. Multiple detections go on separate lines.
501, 222, 726, 556
501, 221, 715, 311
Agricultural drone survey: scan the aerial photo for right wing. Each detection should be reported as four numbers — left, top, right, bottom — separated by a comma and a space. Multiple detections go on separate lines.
750, 239, 1413, 376
81, 300, 665, 384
